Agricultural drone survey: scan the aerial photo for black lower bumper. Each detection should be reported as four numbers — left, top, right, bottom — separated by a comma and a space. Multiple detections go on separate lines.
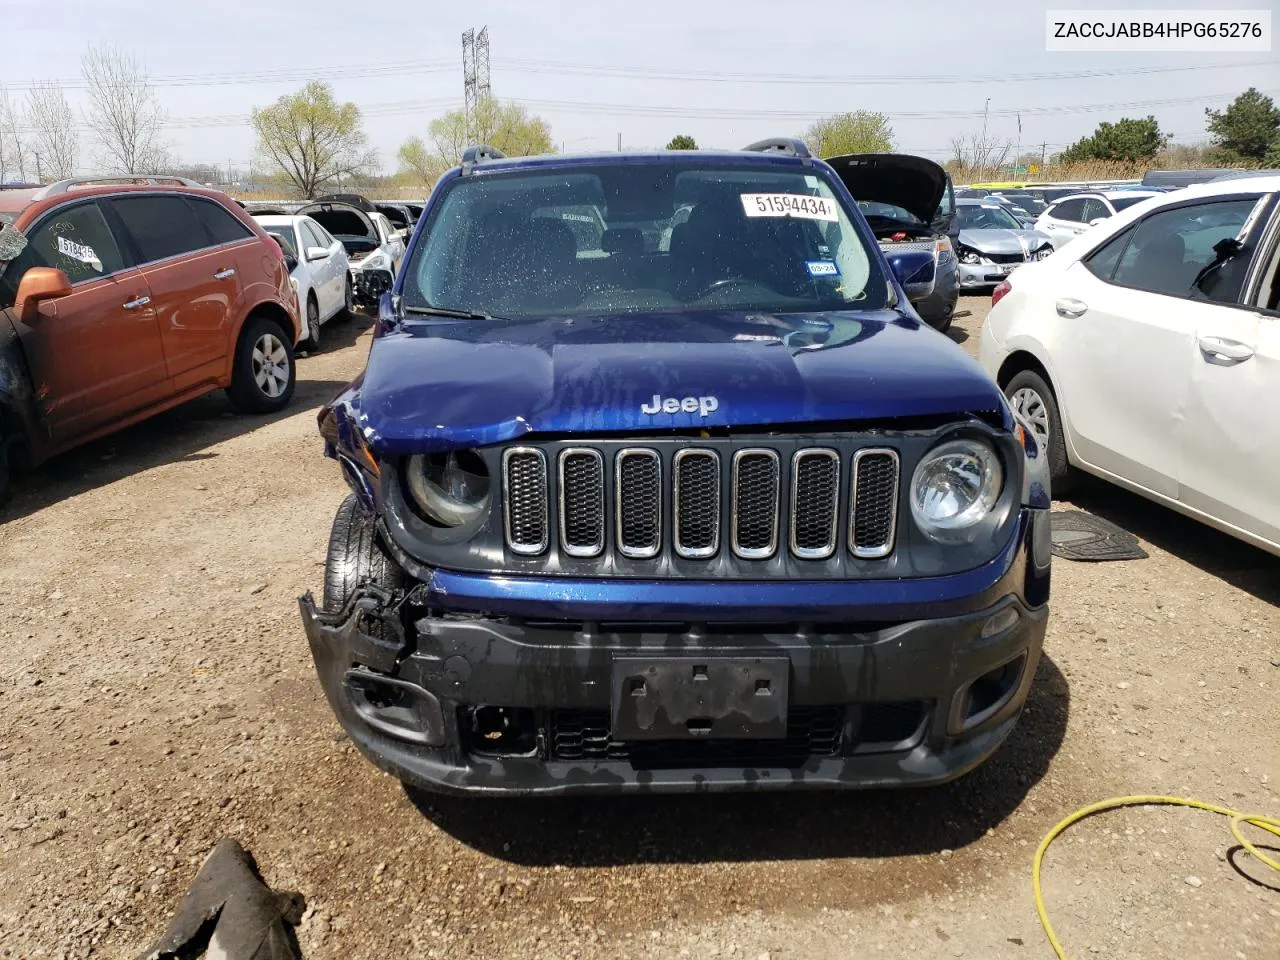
301, 589, 1048, 796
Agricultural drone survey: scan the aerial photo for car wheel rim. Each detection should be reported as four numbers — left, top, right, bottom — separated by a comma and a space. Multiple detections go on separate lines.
345, 283, 354, 312
251, 333, 290, 398
308, 302, 320, 342
1010, 386, 1051, 443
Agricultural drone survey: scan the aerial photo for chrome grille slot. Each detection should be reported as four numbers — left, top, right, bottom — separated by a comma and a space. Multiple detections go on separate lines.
850, 449, 899, 559
673, 449, 720, 558
732, 449, 780, 559
616, 449, 661, 558
502, 448, 549, 555
559, 449, 605, 557
790, 449, 840, 559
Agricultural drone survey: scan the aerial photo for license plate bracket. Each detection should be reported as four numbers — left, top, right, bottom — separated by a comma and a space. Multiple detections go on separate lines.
611, 657, 790, 740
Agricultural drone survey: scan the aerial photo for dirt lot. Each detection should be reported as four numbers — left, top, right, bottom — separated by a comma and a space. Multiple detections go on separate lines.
1, 296, 1277, 960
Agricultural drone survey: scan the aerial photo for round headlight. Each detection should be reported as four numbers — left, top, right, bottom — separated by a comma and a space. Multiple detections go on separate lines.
406, 450, 491, 528
909, 439, 1004, 541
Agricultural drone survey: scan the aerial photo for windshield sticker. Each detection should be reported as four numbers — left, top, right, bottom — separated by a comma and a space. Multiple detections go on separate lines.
741, 193, 839, 222
56, 235, 102, 271
805, 260, 839, 277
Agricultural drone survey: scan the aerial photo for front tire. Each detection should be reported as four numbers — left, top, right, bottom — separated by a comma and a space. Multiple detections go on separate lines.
1005, 369, 1077, 497
342, 277, 356, 318
323, 495, 406, 641
227, 315, 296, 414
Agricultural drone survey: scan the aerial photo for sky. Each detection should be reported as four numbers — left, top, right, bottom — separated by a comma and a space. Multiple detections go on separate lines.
3, 0, 1278, 176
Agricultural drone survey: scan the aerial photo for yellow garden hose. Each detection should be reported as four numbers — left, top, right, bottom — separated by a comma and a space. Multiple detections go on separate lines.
1033, 795, 1280, 959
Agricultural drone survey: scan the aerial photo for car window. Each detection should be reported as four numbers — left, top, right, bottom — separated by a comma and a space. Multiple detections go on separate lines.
262, 226, 298, 259
404, 161, 885, 319
300, 221, 326, 251
954, 204, 1021, 230
1082, 224, 1137, 281
1109, 198, 1261, 302
0, 201, 126, 306
1048, 199, 1085, 223
1079, 198, 1110, 223
1110, 195, 1154, 213
109, 195, 209, 264
307, 219, 335, 246
190, 197, 253, 245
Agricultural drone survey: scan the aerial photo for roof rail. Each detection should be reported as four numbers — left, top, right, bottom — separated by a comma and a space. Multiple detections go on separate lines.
33, 175, 205, 201
741, 138, 812, 161
460, 144, 506, 174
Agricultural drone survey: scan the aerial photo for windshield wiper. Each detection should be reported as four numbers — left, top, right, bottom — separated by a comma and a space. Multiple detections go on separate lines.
403, 305, 502, 321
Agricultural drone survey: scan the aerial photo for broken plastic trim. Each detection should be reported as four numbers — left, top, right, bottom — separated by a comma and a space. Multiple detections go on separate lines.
0, 222, 28, 264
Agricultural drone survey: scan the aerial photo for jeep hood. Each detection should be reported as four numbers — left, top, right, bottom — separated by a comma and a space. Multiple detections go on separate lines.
345, 310, 1007, 454
825, 153, 949, 226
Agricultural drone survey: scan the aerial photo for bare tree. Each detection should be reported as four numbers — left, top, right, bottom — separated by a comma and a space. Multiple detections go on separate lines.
252, 81, 377, 198
81, 45, 168, 174
0, 84, 27, 182
948, 132, 1013, 179
26, 81, 79, 180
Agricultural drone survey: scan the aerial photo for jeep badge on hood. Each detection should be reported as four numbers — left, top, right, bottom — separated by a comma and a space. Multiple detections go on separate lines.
641, 394, 720, 416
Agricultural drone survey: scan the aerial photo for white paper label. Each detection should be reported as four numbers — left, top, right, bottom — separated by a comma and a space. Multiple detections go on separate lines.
56, 235, 102, 269
740, 193, 839, 222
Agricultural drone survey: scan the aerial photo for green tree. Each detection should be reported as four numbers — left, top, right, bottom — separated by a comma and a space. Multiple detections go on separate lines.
801, 111, 893, 157
251, 81, 376, 198
397, 135, 449, 185
426, 97, 554, 166
665, 134, 698, 150
1059, 116, 1169, 163
1205, 88, 1280, 163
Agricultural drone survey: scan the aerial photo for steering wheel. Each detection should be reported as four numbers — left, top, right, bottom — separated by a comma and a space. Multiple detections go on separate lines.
693, 277, 758, 300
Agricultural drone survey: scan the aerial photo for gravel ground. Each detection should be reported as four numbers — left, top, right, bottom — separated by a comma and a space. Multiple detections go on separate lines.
1, 296, 1277, 960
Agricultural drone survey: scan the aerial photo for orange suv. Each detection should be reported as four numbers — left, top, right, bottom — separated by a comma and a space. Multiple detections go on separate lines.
0, 176, 301, 502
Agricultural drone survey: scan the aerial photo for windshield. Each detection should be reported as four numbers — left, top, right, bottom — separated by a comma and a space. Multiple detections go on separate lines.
403, 162, 886, 318
262, 226, 297, 258
1110, 195, 1154, 212
856, 200, 923, 226
955, 204, 1022, 230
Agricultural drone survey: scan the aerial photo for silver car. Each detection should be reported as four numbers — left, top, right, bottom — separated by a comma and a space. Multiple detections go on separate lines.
954, 199, 1053, 289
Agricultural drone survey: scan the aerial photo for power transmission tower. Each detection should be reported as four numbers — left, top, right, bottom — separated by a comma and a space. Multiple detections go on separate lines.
476, 26, 491, 101
462, 28, 477, 142
462, 26, 491, 143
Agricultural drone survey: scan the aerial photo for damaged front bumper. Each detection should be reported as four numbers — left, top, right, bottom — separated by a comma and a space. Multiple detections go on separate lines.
350, 267, 393, 304
299, 513, 1051, 797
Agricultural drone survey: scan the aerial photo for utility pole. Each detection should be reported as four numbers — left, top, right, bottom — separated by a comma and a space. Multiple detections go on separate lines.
982, 98, 990, 142
617, 132, 622, 152
462, 26, 491, 144
34, 151, 42, 183
1015, 112, 1022, 176
1040, 142, 1047, 171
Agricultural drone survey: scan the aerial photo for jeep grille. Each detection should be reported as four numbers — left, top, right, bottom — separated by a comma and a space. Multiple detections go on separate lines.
502, 442, 900, 563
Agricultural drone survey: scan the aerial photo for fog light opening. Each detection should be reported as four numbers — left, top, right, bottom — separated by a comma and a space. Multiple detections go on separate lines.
981, 606, 1021, 638
343, 669, 445, 746
962, 653, 1026, 727
467, 706, 538, 757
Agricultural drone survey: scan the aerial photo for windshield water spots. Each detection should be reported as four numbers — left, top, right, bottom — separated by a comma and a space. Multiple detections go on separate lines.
403, 163, 886, 318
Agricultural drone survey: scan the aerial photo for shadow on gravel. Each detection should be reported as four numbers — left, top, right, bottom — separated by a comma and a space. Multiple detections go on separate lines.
408, 654, 1069, 867
308, 307, 377, 354
1, 371, 352, 525
945, 325, 970, 345
1070, 483, 1280, 607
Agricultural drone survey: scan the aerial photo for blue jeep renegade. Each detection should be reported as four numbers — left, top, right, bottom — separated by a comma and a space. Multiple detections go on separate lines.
301, 139, 1052, 796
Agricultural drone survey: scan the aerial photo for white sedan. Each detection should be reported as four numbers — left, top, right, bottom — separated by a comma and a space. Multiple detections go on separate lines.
253, 214, 352, 349
1033, 189, 1163, 248
979, 175, 1280, 556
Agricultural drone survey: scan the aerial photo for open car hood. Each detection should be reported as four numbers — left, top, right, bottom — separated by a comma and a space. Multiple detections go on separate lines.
313, 192, 377, 213
296, 200, 377, 242
825, 153, 951, 228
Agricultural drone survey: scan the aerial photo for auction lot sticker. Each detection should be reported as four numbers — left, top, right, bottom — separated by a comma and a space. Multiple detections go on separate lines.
741, 193, 839, 222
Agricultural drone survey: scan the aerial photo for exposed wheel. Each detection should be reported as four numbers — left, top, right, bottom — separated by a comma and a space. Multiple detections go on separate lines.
323, 495, 406, 639
227, 316, 296, 414
342, 277, 356, 318
1005, 369, 1077, 497
303, 295, 321, 351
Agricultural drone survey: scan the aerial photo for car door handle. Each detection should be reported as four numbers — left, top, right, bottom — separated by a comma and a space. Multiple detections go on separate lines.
1197, 336, 1254, 363
213, 268, 236, 280
1055, 298, 1088, 318
123, 295, 151, 310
